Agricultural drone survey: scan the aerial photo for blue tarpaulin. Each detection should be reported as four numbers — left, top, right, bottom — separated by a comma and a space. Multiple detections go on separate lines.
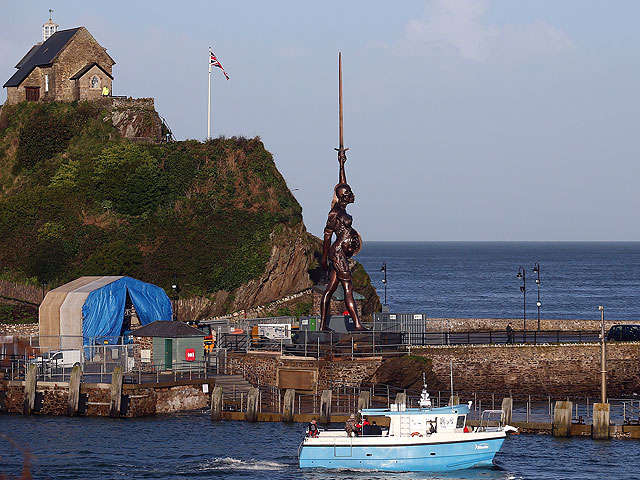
82, 277, 172, 345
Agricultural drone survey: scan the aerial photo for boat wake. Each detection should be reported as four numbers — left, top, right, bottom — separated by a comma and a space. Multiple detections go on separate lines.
200, 457, 288, 471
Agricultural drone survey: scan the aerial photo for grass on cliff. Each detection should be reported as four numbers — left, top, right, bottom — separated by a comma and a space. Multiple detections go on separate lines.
0, 303, 38, 324
0, 102, 303, 300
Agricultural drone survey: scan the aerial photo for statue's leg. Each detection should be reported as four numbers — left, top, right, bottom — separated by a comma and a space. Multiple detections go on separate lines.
343, 278, 366, 330
320, 270, 339, 331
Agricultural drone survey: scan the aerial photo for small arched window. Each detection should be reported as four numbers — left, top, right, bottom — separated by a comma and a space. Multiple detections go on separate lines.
91, 76, 99, 89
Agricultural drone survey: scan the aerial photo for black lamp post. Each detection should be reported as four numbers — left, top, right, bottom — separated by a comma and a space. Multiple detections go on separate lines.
41, 279, 48, 300
533, 262, 541, 331
516, 266, 526, 341
380, 262, 387, 306
171, 273, 180, 321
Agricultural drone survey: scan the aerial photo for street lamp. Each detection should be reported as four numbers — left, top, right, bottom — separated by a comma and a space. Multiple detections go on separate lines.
516, 266, 526, 341
171, 273, 180, 322
533, 262, 541, 331
41, 279, 48, 300
380, 262, 387, 306
598, 305, 606, 403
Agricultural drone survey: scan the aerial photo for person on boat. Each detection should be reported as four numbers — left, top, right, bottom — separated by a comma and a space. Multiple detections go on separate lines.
357, 416, 371, 435
319, 149, 366, 332
307, 418, 319, 437
345, 413, 358, 437
369, 421, 382, 436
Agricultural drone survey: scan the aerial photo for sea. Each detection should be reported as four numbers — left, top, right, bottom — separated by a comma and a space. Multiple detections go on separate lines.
3, 242, 640, 479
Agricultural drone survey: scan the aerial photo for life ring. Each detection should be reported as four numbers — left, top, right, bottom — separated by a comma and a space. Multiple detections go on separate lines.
410, 432, 423, 437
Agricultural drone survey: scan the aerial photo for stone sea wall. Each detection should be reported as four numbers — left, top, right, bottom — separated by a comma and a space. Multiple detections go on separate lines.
226, 352, 382, 390
414, 342, 640, 398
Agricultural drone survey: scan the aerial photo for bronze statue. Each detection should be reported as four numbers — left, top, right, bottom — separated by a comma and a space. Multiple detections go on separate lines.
320, 53, 366, 332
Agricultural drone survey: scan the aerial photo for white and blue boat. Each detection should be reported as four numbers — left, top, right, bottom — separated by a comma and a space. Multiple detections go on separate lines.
299, 384, 514, 472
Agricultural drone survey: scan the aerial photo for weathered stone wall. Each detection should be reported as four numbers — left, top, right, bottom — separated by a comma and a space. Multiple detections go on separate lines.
156, 383, 211, 413
0, 380, 212, 416
413, 342, 640, 398
226, 352, 382, 390
54, 28, 113, 102
424, 317, 640, 332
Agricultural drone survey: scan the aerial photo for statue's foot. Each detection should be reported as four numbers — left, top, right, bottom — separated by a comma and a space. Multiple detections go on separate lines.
353, 325, 368, 331
320, 326, 335, 333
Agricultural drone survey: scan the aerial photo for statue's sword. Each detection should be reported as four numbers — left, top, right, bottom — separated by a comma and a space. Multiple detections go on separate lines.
335, 52, 349, 159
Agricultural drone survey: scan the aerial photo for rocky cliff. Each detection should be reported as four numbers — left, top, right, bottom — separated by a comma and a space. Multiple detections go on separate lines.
0, 100, 380, 318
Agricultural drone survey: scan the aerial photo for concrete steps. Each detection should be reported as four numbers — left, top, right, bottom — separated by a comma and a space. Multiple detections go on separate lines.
210, 374, 253, 394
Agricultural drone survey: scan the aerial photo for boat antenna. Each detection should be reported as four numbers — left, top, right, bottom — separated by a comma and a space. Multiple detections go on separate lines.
450, 359, 454, 410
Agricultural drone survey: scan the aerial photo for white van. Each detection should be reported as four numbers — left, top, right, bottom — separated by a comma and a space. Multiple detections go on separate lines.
32, 350, 82, 369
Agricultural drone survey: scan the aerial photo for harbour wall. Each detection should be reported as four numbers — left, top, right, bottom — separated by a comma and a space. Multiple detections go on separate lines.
225, 343, 640, 398
424, 317, 639, 332
0, 379, 212, 417
413, 342, 640, 398
226, 352, 382, 390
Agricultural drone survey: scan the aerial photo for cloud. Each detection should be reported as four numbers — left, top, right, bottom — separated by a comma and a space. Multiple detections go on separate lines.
399, 0, 576, 62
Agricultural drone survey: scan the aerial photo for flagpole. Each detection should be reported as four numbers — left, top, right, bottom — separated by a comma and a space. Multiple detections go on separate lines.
207, 49, 212, 140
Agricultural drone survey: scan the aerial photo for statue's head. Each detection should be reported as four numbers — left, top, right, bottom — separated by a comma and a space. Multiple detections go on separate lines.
335, 183, 355, 204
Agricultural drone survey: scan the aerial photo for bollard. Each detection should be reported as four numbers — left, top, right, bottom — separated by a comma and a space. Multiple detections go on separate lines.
552, 400, 573, 437
23, 364, 37, 415
318, 389, 332, 424
246, 387, 259, 422
210, 386, 223, 422
592, 402, 610, 440
501, 397, 513, 425
448, 396, 460, 406
358, 391, 371, 413
67, 364, 82, 417
395, 392, 407, 408
282, 389, 295, 423
109, 366, 123, 418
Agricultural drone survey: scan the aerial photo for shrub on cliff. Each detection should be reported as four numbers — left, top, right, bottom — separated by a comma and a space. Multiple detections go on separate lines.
0, 102, 303, 299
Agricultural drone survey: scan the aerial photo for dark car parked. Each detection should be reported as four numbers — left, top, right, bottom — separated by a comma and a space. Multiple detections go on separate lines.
607, 324, 640, 342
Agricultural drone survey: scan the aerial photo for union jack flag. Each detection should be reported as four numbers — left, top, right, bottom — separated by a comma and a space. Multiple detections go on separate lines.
210, 48, 229, 80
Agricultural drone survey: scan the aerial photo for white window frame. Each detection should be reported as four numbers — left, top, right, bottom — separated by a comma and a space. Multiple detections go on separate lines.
45, 74, 49, 92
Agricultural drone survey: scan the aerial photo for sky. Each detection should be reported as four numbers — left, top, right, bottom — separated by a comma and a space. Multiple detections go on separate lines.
1, 0, 639, 241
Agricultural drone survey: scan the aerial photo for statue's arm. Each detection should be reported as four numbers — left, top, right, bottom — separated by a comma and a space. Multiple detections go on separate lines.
338, 149, 347, 185
322, 211, 337, 270
321, 230, 332, 270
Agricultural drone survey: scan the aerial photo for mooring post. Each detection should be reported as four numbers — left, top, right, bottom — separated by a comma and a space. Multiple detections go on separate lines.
109, 366, 123, 418
318, 389, 332, 424
358, 391, 371, 413
67, 364, 82, 416
210, 386, 223, 421
501, 397, 513, 425
552, 400, 573, 437
592, 402, 610, 440
246, 387, 259, 422
23, 364, 37, 415
282, 388, 295, 423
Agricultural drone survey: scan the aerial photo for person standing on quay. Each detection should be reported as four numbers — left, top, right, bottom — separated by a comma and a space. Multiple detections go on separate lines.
506, 323, 514, 344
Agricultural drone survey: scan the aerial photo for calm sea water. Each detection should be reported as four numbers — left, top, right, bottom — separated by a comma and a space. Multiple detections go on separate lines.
357, 242, 640, 321
4, 242, 640, 478
2, 412, 640, 480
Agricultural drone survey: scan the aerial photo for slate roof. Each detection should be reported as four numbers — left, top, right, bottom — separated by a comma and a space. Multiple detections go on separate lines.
130, 320, 206, 338
3, 27, 81, 88
70, 62, 113, 80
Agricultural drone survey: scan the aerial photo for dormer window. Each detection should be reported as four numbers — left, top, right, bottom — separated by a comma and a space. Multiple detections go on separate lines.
91, 76, 99, 89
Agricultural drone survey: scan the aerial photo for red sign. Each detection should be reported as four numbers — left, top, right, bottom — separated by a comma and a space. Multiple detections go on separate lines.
185, 348, 195, 361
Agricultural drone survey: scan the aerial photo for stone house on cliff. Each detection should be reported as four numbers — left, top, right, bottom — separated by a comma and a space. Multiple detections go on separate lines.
3, 18, 115, 104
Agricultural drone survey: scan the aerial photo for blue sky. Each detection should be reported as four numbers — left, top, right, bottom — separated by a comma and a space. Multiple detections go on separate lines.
1, 1, 639, 241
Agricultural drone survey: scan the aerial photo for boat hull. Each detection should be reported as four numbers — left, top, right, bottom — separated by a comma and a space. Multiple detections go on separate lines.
299, 436, 505, 472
